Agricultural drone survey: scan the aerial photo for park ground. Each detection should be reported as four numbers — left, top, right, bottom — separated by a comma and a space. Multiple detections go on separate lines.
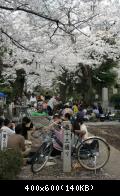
18, 122, 120, 180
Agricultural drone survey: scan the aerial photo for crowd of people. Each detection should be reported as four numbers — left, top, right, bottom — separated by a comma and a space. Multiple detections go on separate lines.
0, 92, 104, 164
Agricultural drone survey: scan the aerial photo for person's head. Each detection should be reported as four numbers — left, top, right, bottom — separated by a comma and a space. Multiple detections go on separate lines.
4, 119, 11, 127
22, 117, 31, 128
0, 117, 4, 128
32, 93, 35, 97
37, 104, 43, 112
76, 115, 84, 124
53, 113, 61, 123
64, 113, 71, 120
93, 105, 97, 110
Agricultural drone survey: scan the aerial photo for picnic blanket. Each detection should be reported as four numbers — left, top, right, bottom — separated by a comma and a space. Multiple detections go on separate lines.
31, 115, 50, 128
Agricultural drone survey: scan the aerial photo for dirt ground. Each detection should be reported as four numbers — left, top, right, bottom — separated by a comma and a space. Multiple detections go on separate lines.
18, 156, 113, 180
88, 124, 120, 151
18, 124, 120, 180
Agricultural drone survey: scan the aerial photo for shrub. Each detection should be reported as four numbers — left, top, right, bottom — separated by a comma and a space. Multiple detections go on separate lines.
110, 94, 120, 109
0, 149, 23, 180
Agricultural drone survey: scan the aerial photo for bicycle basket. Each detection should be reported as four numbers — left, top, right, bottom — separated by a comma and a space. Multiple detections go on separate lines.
90, 139, 99, 152
79, 140, 99, 159
79, 144, 91, 159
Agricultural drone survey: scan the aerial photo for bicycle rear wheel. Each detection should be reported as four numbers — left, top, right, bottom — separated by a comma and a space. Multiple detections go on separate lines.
31, 142, 53, 173
77, 137, 110, 170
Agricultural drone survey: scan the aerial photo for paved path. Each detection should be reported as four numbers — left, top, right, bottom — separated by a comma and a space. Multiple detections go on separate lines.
88, 126, 120, 179
104, 145, 120, 179
86, 121, 120, 126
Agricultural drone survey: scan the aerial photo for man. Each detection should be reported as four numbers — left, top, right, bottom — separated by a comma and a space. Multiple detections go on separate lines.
7, 133, 32, 158
31, 103, 48, 116
0, 118, 30, 156
30, 93, 37, 106
7, 134, 25, 152
47, 96, 57, 116
1, 119, 15, 136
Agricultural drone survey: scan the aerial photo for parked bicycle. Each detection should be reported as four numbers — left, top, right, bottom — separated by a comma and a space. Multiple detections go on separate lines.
30, 124, 110, 173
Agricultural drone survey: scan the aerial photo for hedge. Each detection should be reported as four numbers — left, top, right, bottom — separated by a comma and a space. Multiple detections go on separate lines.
0, 149, 23, 180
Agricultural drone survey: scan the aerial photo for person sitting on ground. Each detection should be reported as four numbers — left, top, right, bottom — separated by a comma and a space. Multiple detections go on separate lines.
0, 117, 30, 156
31, 103, 48, 116
7, 133, 32, 159
98, 103, 103, 115
26, 113, 63, 164
15, 117, 35, 140
72, 116, 88, 141
77, 107, 85, 119
62, 103, 73, 117
1, 118, 15, 136
72, 103, 79, 114
92, 105, 99, 118
30, 93, 37, 106
62, 113, 72, 131
42, 100, 48, 113
7, 134, 25, 152
45, 113, 63, 156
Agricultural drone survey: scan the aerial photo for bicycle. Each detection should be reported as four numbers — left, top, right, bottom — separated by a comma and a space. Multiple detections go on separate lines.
30, 124, 110, 173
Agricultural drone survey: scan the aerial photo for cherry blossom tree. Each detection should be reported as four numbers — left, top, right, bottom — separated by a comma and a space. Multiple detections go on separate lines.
0, 0, 120, 92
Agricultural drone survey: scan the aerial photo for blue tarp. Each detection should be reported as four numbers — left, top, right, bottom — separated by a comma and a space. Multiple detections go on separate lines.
0, 92, 6, 97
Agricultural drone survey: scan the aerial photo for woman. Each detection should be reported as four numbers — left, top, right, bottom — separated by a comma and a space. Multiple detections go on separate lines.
72, 116, 88, 141
15, 117, 34, 140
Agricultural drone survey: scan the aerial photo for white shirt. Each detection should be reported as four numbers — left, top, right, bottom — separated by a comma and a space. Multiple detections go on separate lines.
48, 97, 57, 110
93, 109, 99, 115
30, 96, 37, 102
1, 126, 15, 136
80, 124, 88, 141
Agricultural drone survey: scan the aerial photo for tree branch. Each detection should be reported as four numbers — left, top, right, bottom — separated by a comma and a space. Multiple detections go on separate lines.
1, 28, 43, 53
73, 14, 98, 27
74, 14, 98, 25
59, 64, 67, 72
70, 24, 90, 37
50, 26, 59, 40
0, 5, 74, 36
0, 5, 61, 25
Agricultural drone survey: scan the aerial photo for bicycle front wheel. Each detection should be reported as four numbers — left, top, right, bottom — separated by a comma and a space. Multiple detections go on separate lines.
77, 137, 110, 170
31, 142, 53, 173
31, 129, 43, 139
